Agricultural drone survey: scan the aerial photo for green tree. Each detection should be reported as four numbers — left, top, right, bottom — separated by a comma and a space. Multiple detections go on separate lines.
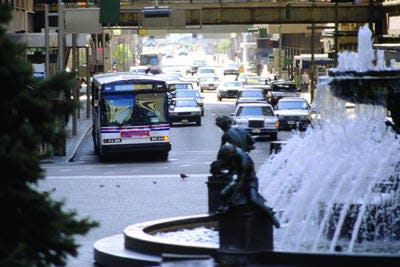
216, 38, 232, 54
113, 43, 133, 71
0, 4, 98, 267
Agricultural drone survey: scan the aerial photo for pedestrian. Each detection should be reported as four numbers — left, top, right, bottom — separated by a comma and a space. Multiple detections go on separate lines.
301, 70, 310, 92
239, 64, 245, 74
293, 72, 300, 89
256, 59, 264, 76
215, 115, 255, 153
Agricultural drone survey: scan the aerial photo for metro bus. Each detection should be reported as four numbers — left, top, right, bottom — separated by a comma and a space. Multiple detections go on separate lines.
139, 53, 162, 74
91, 72, 171, 161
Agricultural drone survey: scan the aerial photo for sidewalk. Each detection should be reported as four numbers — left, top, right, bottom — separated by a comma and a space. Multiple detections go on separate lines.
51, 98, 92, 163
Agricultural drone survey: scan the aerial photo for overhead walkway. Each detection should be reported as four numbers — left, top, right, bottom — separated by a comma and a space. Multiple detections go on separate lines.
115, 0, 392, 27
33, 1, 399, 29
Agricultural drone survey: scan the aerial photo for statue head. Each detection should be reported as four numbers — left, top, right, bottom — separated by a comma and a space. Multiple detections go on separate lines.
218, 143, 238, 162
216, 115, 232, 132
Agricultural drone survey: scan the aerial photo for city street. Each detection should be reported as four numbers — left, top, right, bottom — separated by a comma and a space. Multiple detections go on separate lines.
39, 91, 293, 266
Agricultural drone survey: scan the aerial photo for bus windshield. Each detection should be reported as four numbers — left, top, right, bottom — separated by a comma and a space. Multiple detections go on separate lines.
100, 93, 168, 126
140, 54, 159, 66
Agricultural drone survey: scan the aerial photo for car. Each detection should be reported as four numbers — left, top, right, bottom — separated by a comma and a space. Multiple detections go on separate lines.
187, 59, 207, 74
223, 63, 240, 76
274, 97, 312, 131
199, 75, 220, 92
245, 76, 266, 85
160, 72, 184, 83
235, 88, 267, 106
267, 80, 300, 106
167, 81, 195, 94
168, 98, 202, 126
197, 66, 217, 78
244, 84, 270, 96
231, 102, 279, 140
217, 80, 243, 101
172, 89, 204, 116
237, 72, 260, 84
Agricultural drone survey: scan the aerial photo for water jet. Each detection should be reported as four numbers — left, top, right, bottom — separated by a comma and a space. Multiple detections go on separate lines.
94, 24, 400, 266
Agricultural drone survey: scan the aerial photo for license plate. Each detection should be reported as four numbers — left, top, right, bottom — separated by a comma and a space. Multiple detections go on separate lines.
181, 119, 189, 123
288, 121, 295, 125
252, 128, 261, 133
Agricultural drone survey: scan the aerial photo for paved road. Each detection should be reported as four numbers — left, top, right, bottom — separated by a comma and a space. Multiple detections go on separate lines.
40, 90, 290, 267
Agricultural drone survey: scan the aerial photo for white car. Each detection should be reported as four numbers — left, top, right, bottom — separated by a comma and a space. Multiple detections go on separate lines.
274, 97, 312, 131
199, 75, 220, 92
231, 102, 279, 140
168, 98, 202, 126
217, 80, 243, 101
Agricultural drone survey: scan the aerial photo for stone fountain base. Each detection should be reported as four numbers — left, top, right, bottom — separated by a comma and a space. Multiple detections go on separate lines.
93, 214, 400, 267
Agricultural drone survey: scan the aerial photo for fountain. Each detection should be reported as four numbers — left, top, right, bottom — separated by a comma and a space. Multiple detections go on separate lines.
93, 24, 400, 266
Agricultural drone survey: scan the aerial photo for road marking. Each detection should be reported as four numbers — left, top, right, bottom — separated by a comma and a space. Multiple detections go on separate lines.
45, 174, 210, 179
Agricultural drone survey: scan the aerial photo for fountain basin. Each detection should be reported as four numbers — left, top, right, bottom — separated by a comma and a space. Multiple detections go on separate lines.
94, 213, 400, 267
93, 214, 217, 267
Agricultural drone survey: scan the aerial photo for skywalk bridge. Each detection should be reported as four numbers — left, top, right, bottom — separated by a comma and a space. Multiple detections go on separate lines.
34, 0, 400, 35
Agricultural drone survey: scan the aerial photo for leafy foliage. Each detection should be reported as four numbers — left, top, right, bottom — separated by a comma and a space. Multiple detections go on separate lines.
216, 38, 232, 54
0, 4, 98, 267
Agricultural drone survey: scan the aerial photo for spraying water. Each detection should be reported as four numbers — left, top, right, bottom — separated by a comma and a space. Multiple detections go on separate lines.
258, 24, 400, 254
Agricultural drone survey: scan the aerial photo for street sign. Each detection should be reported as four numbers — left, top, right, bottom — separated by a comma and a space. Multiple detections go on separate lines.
65, 8, 101, 33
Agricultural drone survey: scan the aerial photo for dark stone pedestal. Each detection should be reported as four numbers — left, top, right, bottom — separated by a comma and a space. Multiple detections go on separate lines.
269, 141, 287, 155
206, 175, 231, 214
216, 205, 274, 265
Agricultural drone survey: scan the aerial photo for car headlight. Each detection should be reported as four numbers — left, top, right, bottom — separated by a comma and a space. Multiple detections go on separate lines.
264, 119, 279, 129
234, 119, 248, 128
300, 115, 310, 120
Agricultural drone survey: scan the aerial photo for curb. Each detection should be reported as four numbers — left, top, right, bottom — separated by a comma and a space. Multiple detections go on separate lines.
66, 122, 92, 163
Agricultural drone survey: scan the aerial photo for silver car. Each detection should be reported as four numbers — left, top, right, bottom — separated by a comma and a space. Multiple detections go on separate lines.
173, 89, 204, 116
217, 80, 243, 101
231, 102, 279, 140
168, 98, 202, 126
199, 75, 220, 92
274, 97, 312, 131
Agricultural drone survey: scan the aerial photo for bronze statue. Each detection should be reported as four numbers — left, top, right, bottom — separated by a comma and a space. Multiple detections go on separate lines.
210, 143, 280, 228
215, 115, 255, 152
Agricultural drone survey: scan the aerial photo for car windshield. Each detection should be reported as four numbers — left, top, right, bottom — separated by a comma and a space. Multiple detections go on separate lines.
272, 83, 297, 92
222, 81, 241, 87
170, 83, 193, 90
226, 64, 239, 69
198, 68, 215, 74
201, 76, 219, 82
239, 73, 257, 79
240, 90, 264, 98
278, 100, 308, 110
175, 99, 198, 107
175, 90, 198, 98
237, 106, 273, 116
